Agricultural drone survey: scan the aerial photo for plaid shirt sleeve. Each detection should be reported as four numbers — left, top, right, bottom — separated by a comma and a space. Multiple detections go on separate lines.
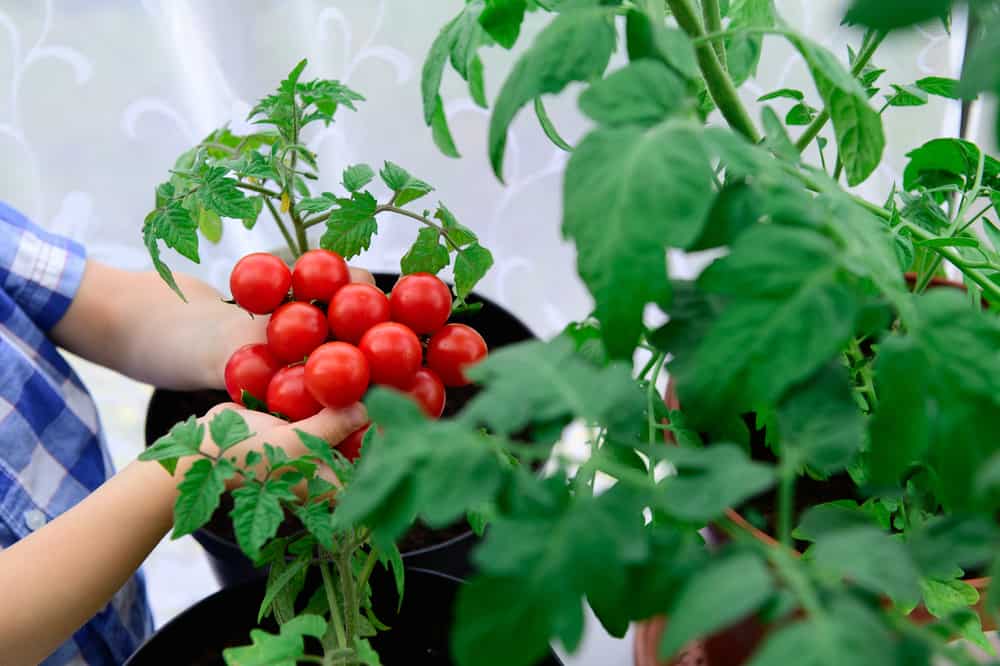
0, 201, 87, 331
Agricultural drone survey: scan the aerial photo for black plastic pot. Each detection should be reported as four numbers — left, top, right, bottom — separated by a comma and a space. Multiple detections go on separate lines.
125, 568, 562, 666
144, 273, 534, 587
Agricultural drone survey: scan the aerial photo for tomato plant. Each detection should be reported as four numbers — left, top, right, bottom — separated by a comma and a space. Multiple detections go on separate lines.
141, 4, 1000, 665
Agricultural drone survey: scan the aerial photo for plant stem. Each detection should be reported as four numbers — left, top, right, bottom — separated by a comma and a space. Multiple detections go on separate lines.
263, 196, 300, 258
645, 353, 667, 447
902, 219, 1000, 301
777, 456, 796, 549
320, 561, 348, 649
234, 181, 282, 198
665, 0, 761, 142
794, 30, 886, 153
304, 204, 464, 252
356, 548, 379, 594
336, 549, 358, 646
286, 97, 310, 253
701, 0, 727, 71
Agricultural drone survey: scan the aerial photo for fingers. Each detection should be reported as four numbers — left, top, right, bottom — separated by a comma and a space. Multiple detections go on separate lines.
349, 267, 376, 286
274, 403, 368, 448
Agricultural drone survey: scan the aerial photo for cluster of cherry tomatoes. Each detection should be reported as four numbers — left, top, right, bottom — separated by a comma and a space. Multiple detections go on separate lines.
223, 250, 488, 459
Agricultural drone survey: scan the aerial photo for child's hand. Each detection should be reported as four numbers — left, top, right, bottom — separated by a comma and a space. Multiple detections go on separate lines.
183, 402, 368, 492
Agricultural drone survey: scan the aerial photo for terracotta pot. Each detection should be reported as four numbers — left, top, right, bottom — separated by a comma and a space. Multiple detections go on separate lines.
634, 274, 993, 665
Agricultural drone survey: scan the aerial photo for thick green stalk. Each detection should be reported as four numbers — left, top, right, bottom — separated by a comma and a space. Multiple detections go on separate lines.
320, 561, 348, 649
666, 0, 761, 142
336, 550, 358, 647
777, 456, 795, 548
795, 30, 887, 153
701, 0, 727, 70
263, 196, 300, 258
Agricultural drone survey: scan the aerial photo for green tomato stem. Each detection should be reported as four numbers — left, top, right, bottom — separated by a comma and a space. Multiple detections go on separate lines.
233, 181, 282, 198
319, 560, 348, 649
777, 455, 795, 549
356, 548, 379, 595
701, 0, 727, 71
263, 196, 300, 258
665, 0, 761, 143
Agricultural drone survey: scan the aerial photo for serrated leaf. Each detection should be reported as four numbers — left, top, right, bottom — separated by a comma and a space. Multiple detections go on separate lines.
242, 196, 264, 229
377, 543, 406, 605
762, 106, 799, 162
355, 638, 383, 666
401, 227, 450, 275
579, 60, 688, 128
479, 0, 526, 49
758, 88, 805, 101
173, 458, 236, 538
886, 83, 928, 107
210, 409, 252, 452
489, 7, 616, 180
725, 0, 777, 87
258, 553, 309, 623
298, 193, 337, 214
139, 416, 203, 474
231, 479, 296, 561
321, 192, 379, 259
903, 138, 1000, 192
197, 207, 222, 243
563, 120, 712, 357
342, 164, 375, 192
294, 500, 334, 550
379, 161, 412, 191
434, 203, 478, 247
222, 614, 326, 666
815, 527, 921, 605
454, 243, 493, 299
660, 553, 773, 657
197, 167, 257, 219
786, 35, 884, 185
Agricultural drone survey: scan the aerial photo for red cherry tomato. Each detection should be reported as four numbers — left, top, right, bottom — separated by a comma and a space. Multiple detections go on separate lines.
338, 423, 371, 461
389, 273, 452, 334
402, 367, 446, 418
266, 365, 323, 422
229, 253, 291, 315
427, 323, 488, 387
358, 322, 423, 388
224, 343, 282, 405
292, 249, 350, 303
327, 283, 390, 344
304, 342, 370, 408
266, 302, 329, 363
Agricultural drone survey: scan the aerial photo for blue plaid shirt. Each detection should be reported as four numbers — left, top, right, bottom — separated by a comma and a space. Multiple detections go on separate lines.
0, 202, 153, 664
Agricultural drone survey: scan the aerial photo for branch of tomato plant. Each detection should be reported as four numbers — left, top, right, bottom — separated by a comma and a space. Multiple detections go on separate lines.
645, 353, 667, 480
304, 204, 466, 252
777, 453, 797, 549
234, 181, 283, 198
794, 30, 886, 153
665, 0, 761, 143
319, 560, 349, 649
286, 96, 310, 254
701, 0, 727, 71
356, 548, 379, 594
335, 548, 358, 646
263, 195, 301, 258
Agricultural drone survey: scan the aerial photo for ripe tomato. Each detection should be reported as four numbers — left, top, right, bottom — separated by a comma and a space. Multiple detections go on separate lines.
224, 343, 282, 405
266, 365, 323, 422
304, 342, 370, 408
338, 423, 370, 461
402, 367, 446, 418
390, 273, 452, 334
230, 253, 291, 315
358, 322, 423, 388
427, 323, 488, 387
292, 249, 350, 303
327, 283, 390, 344
266, 302, 329, 363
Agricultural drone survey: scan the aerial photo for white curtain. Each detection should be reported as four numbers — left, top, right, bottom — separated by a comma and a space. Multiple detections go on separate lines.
0, 0, 973, 661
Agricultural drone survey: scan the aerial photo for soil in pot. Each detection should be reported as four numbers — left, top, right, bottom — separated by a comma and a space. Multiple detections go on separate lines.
125, 568, 563, 666
144, 273, 536, 585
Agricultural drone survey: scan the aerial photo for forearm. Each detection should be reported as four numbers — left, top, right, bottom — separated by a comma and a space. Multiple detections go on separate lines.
0, 460, 176, 666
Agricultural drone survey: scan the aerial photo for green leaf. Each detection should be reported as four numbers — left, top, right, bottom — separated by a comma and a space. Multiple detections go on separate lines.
725, 0, 777, 87
380, 161, 434, 206
401, 227, 450, 276
209, 409, 252, 452
845, 0, 951, 31
197, 207, 222, 243
625, 9, 698, 82
579, 60, 688, 128
761, 106, 799, 162
920, 577, 980, 619
916, 236, 979, 249
222, 614, 326, 666
230, 479, 296, 561
298, 193, 336, 214
320, 192, 379, 259
435, 203, 478, 247
429, 95, 462, 158
813, 526, 921, 603
294, 500, 334, 550
139, 416, 203, 475
242, 196, 264, 230
794, 501, 879, 542
479, 0, 527, 49
173, 458, 236, 538
489, 7, 616, 180
886, 83, 929, 107
258, 553, 309, 623
461, 337, 646, 443
678, 225, 859, 423
786, 35, 884, 185
342, 164, 375, 192
197, 167, 257, 219
903, 138, 1000, 192
784, 102, 815, 125
660, 553, 773, 657
146, 199, 200, 266
564, 120, 713, 357
454, 243, 494, 299
776, 364, 863, 474
296, 429, 355, 485
758, 88, 805, 101
657, 444, 775, 522
354, 638, 383, 666
533, 97, 573, 151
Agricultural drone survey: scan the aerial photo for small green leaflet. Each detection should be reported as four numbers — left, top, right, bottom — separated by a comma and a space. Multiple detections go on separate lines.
197, 207, 222, 243
222, 614, 326, 666
725, 0, 777, 88
298, 192, 337, 214
454, 243, 494, 299
757, 88, 805, 101
915, 76, 961, 100
139, 416, 203, 475
902, 138, 1000, 192
845, 0, 951, 31
813, 526, 921, 604
342, 164, 375, 192
320, 191, 379, 259
379, 161, 434, 206
435, 203, 478, 246
230, 479, 297, 561
294, 500, 335, 550
533, 97, 573, 151
257, 552, 309, 623
401, 227, 450, 275
430, 95, 461, 158
785, 102, 816, 125
761, 107, 799, 162
624, 8, 699, 82
578, 59, 689, 128
886, 83, 928, 107
489, 7, 616, 181
197, 167, 257, 219
172, 458, 236, 538
479, 0, 527, 49
355, 638, 383, 666
209, 409, 252, 452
